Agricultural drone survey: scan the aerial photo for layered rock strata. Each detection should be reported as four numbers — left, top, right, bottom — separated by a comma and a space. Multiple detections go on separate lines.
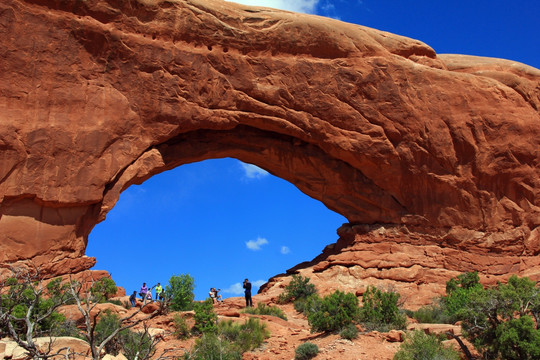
0, 0, 538, 290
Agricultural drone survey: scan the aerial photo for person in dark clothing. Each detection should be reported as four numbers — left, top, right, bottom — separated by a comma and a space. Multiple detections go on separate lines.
243, 278, 253, 307
129, 291, 137, 307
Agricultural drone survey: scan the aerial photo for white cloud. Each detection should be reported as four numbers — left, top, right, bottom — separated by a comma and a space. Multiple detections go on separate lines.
252, 279, 266, 287
246, 237, 269, 251
223, 279, 267, 294
239, 162, 269, 180
280, 246, 290, 254
223, 282, 243, 295
228, 0, 319, 14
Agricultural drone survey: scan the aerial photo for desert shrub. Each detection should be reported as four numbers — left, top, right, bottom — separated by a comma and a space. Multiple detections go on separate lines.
358, 286, 406, 331
173, 314, 191, 340
0, 280, 67, 338
217, 318, 269, 353
90, 277, 117, 303
167, 274, 195, 311
442, 271, 483, 322
106, 299, 123, 306
411, 303, 452, 324
183, 333, 241, 360
192, 298, 218, 334
295, 294, 322, 317
46, 277, 76, 304
293, 296, 308, 314
217, 320, 241, 343
94, 310, 123, 355
277, 275, 317, 304
393, 330, 460, 360
51, 319, 83, 339
459, 275, 540, 359
295, 342, 319, 360
307, 290, 359, 333
120, 329, 155, 360
94, 310, 155, 359
242, 302, 287, 320
339, 323, 358, 340
234, 317, 270, 352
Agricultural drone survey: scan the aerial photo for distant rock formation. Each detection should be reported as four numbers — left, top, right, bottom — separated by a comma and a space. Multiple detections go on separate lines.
0, 0, 538, 294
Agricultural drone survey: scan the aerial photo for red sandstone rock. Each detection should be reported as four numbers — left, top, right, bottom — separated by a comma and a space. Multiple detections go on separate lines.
216, 310, 241, 317
140, 302, 160, 314
384, 330, 405, 342
57, 302, 128, 324
0, 0, 539, 308
407, 323, 462, 337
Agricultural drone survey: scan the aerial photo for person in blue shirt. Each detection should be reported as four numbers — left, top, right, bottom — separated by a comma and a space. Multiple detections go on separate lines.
129, 291, 137, 307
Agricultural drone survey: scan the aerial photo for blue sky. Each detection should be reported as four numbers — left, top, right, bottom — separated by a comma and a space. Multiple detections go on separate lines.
86, 0, 540, 301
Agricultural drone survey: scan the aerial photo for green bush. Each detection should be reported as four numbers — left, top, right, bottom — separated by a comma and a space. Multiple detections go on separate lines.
183, 333, 241, 360
234, 317, 270, 352
167, 274, 195, 311
217, 318, 269, 353
184, 318, 269, 359
459, 275, 540, 359
193, 298, 218, 334
0, 279, 67, 339
106, 299, 123, 306
94, 310, 123, 355
393, 330, 460, 360
90, 277, 117, 303
217, 320, 241, 343
277, 275, 317, 304
173, 314, 191, 340
411, 303, 452, 324
51, 319, 83, 339
46, 277, 76, 304
94, 310, 155, 359
295, 342, 319, 360
293, 296, 309, 314
358, 286, 406, 331
339, 323, 358, 340
442, 271, 483, 322
242, 302, 287, 320
120, 329, 155, 360
307, 290, 359, 333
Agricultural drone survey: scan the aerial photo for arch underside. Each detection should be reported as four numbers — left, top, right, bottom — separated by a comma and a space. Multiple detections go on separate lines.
102, 125, 406, 225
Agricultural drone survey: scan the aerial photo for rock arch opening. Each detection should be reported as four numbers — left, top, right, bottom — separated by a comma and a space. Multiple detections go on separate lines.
87, 157, 346, 300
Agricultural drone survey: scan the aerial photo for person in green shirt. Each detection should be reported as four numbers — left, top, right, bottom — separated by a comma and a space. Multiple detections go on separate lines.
155, 282, 163, 301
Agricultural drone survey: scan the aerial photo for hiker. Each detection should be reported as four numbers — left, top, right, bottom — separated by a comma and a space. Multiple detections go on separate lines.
155, 282, 163, 301
159, 288, 165, 302
129, 291, 137, 307
139, 282, 148, 299
209, 287, 222, 303
243, 278, 253, 307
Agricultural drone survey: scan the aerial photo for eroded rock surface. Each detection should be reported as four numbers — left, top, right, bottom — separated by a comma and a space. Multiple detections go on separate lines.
0, 0, 538, 289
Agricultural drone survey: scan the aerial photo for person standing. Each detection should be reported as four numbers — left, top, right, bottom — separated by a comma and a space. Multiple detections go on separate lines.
139, 282, 148, 299
243, 278, 253, 307
155, 282, 163, 301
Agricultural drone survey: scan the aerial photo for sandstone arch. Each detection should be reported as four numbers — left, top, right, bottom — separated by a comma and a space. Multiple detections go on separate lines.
0, 0, 539, 282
